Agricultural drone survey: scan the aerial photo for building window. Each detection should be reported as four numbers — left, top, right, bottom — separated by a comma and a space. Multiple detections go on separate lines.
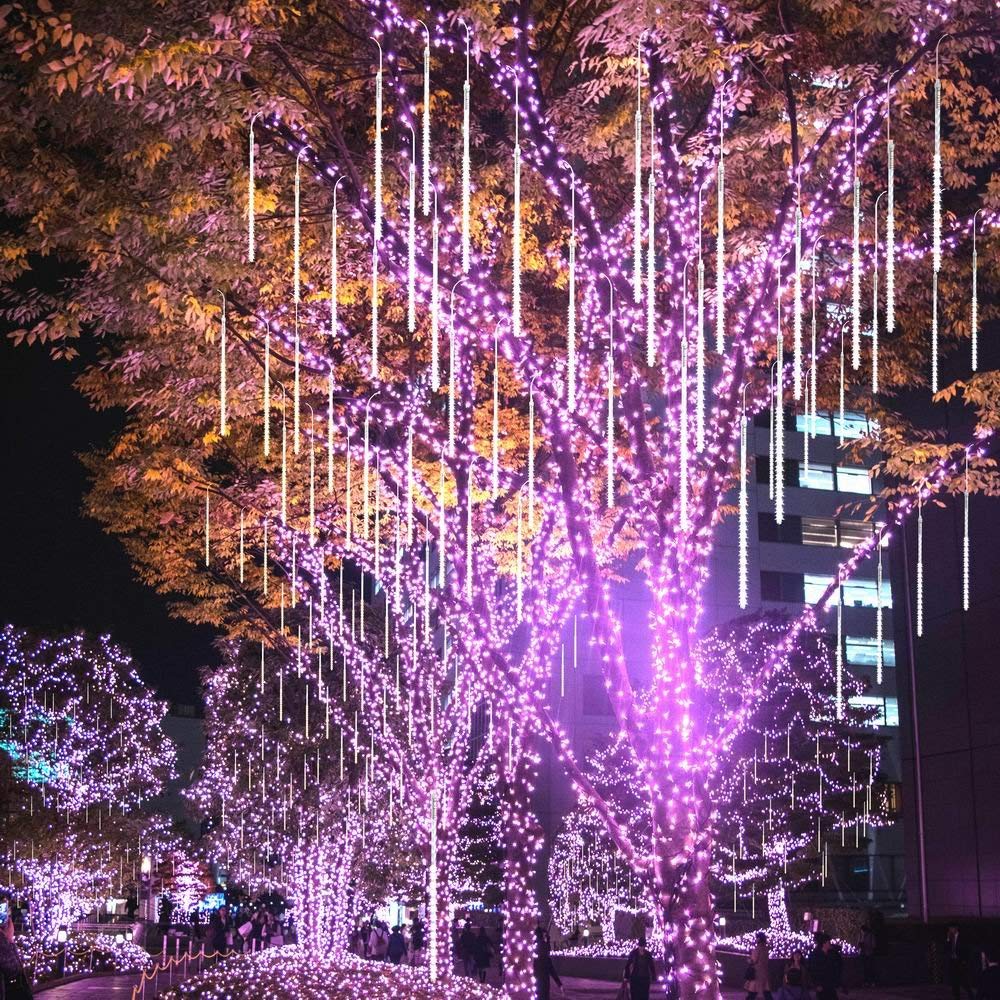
581, 674, 614, 717
801, 516, 838, 546
798, 462, 835, 490
838, 519, 877, 548
803, 574, 834, 603
755, 459, 800, 487
845, 636, 896, 668
884, 781, 903, 816
842, 579, 892, 609
760, 571, 806, 603
794, 410, 875, 440
848, 695, 900, 727
796, 462, 873, 495
836, 466, 872, 495
758, 513, 803, 544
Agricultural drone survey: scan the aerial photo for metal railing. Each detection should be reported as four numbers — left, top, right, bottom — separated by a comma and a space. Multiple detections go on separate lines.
131, 944, 237, 1000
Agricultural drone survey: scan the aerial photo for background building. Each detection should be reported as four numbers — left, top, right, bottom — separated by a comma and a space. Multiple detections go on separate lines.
536, 407, 907, 918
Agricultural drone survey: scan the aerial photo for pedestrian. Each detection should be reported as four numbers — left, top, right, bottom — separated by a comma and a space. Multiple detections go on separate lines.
807, 934, 841, 1000
410, 915, 425, 966
207, 906, 229, 954
533, 925, 563, 1000
945, 925, 975, 1000
387, 924, 408, 965
0, 906, 31, 1000
776, 950, 810, 1000
473, 926, 494, 984
190, 907, 203, 940
460, 921, 477, 977
368, 920, 389, 961
858, 922, 877, 987
745, 931, 773, 1000
623, 937, 657, 1000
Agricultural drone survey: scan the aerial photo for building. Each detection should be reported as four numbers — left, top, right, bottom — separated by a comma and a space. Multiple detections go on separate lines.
536, 407, 907, 916
892, 481, 1000, 920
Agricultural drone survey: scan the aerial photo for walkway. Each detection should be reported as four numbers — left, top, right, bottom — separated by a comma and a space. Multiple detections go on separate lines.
37, 974, 137, 998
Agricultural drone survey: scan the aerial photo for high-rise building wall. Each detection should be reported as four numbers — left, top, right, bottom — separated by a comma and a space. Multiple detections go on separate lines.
536, 410, 906, 914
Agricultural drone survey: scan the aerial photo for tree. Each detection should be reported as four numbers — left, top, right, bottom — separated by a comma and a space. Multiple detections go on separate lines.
549, 615, 892, 951
0, 627, 178, 940
2, 1, 998, 995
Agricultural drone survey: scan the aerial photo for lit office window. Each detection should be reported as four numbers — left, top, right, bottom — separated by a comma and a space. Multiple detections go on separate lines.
799, 463, 835, 490
845, 637, 896, 668
803, 575, 891, 608
802, 516, 838, 546
832, 412, 874, 439
836, 466, 872, 495
803, 574, 834, 604
794, 410, 876, 439
848, 695, 900, 727
838, 519, 875, 548
841, 579, 893, 608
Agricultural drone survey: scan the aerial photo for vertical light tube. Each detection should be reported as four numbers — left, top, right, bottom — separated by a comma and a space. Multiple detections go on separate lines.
851, 129, 861, 371
738, 401, 748, 609
715, 84, 726, 353
263, 324, 270, 458
876, 532, 884, 685
512, 80, 522, 339
407, 130, 417, 334
646, 104, 656, 367
248, 115, 257, 262
431, 197, 440, 390
492, 327, 499, 499
793, 200, 803, 400
461, 25, 471, 274
633, 39, 642, 304
219, 293, 227, 437
421, 23, 432, 217
916, 498, 924, 638
963, 456, 970, 612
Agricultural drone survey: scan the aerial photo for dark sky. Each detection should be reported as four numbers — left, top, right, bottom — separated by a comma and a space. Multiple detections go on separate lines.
0, 334, 215, 704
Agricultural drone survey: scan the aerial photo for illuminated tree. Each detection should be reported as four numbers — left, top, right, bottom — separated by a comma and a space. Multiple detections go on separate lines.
2, 1, 999, 995
0, 627, 178, 940
549, 615, 893, 951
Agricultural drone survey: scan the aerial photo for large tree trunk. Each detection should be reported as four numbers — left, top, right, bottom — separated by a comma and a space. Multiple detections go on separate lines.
500, 742, 543, 1000
649, 777, 722, 999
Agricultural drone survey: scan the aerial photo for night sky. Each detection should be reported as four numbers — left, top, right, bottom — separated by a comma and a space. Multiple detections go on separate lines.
0, 334, 215, 704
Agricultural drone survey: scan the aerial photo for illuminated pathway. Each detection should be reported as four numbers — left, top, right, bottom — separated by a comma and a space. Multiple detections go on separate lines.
37, 974, 137, 998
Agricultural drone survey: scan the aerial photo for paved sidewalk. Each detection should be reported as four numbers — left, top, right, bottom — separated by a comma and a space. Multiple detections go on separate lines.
37, 974, 138, 998
556, 978, 960, 999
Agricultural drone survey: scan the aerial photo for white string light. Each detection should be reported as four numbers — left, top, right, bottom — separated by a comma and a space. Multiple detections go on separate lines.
465, 469, 473, 601
916, 497, 924, 638
931, 271, 939, 393
963, 454, 970, 612
851, 106, 861, 371
793, 193, 803, 400
873, 191, 886, 395
431, 193, 440, 390
604, 276, 615, 509
972, 211, 981, 371
219, 292, 227, 437
810, 240, 820, 437
646, 103, 656, 367
438, 451, 445, 584
331, 177, 346, 339
836, 581, 844, 719
492, 324, 500, 500
516, 491, 523, 622
680, 263, 692, 529
876, 525, 884, 685
407, 126, 417, 334
204, 487, 210, 567
263, 323, 270, 458
460, 22, 472, 274
449, 279, 464, 455
293, 307, 300, 453
738, 384, 749, 609
715, 81, 727, 354
327, 371, 334, 494
565, 165, 577, 408
512, 78, 522, 339
775, 256, 786, 525
839, 330, 846, 446
696, 253, 706, 453
886, 80, 895, 335
248, 114, 259, 262
418, 20, 431, 217
528, 377, 536, 530
371, 39, 383, 378
294, 147, 305, 305
633, 37, 643, 304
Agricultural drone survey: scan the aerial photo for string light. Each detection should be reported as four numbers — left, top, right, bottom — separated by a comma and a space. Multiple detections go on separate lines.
460, 22, 472, 274
248, 113, 259, 262
851, 104, 861, 371
916, 497, 924, 638
963, 455, 970, 612
512, 78, 522, 339
418, 20, 431, 217
218, 292, 227, 437
407, 125, 417, 335
738, 384, 749, 609
633, 36, 643, 304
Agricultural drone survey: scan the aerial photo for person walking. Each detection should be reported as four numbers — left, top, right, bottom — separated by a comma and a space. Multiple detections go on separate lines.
410, 916, 425, 966
746, 932, 773, 1000
858, 922, 877, 987
368, 920, 389, 962
807, 934, 842, 1000
776, 950, 810, 1000
473, 926, 494, 984
0, 908, 31, 1000
623, 937, 657, 1000
945, 925, 975, 1000
459, 921, 477, 977
533, 925, 563, 1000
387, 924, 408, 965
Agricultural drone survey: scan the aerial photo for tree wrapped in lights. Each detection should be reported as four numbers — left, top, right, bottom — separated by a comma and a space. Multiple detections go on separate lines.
549, 615, 892, 951
0, 627, 178, 940
3, 0, 1000, 994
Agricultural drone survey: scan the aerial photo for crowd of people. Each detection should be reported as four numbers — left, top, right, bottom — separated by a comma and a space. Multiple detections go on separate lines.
350, 915, 427, 967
